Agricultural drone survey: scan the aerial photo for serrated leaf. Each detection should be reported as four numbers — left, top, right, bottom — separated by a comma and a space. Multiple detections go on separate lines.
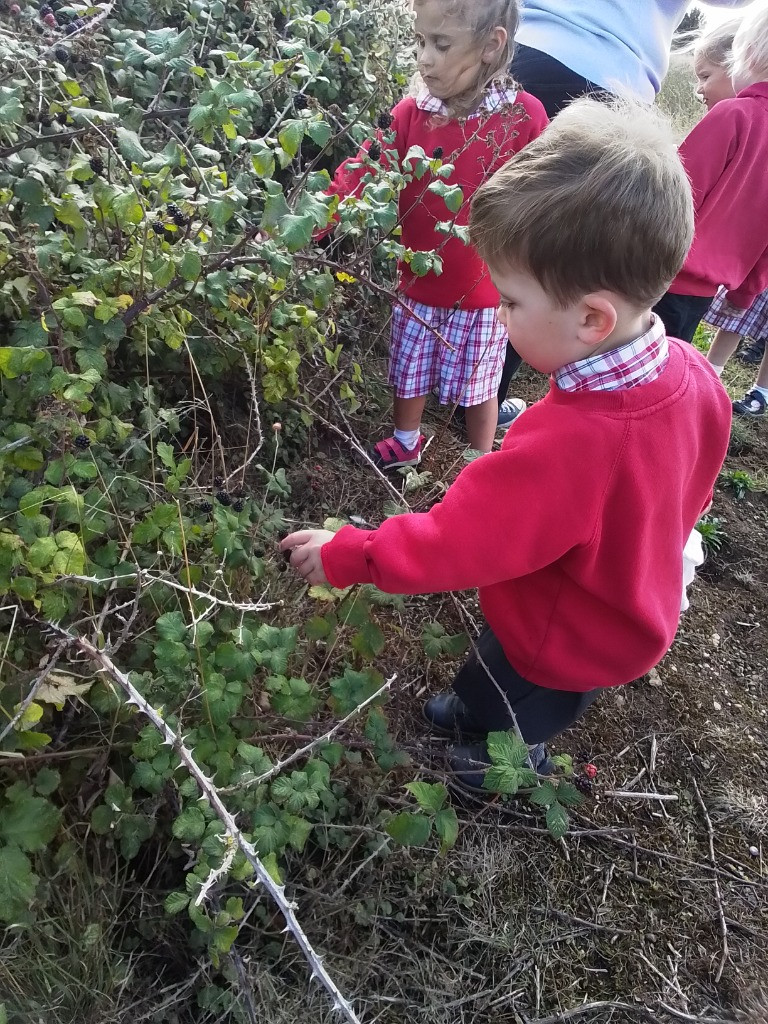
434, 807, 459, 852
164, 890, 189, 915
486, 730, 530, 770
115, 127, 150, 164
0, 846, 38, 923
386, 811, 431, 847
156, 611, 187, 642
0, 796, 61, 852
33, 767, 60, 796
545, 801, 569, 840
527, 781, 559, 808
406, 781, 447, 814
35, 672, 93, 710
554, 780, 584, 808
482, 764, 520, 795
278, 119, 305, 158
179, 250, 202, 282
351, 620, 385, 660
277, 213, 314, 252
172, 807, 206, 843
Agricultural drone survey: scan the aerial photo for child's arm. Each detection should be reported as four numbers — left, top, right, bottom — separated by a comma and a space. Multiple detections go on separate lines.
678, 101, 740, 215
281, 442, 591, 595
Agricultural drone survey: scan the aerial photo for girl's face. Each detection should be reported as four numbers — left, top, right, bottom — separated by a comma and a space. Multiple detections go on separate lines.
414, 0, 505, 101
694, 54, 735, 110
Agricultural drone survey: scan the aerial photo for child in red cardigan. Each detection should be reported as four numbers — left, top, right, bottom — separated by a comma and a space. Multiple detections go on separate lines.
653, 3, 768, 345
283, 99, 731, 790
323, 0, 547, 468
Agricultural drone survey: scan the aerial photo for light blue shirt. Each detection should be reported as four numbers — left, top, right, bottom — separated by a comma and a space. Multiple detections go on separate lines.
516, 1, 752, 103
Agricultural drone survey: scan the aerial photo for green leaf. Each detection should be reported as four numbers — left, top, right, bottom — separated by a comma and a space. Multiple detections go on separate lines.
115, 127, 150, 165
164, 890, 190, 915
0, 846, 39, 923
386, 811, 431, 848
434, 807, 459, 852
179, 250, 202, 281
34, 767, 60, 796
351, 620, 385, 660
486, 731, 530, 771
545, 801, 570, 840
277, 213, 314, 252
527, 781, 559, 808
482, 764, 520, 796
0, 795, 61, 852
172, 807, 206, 842
278, 119, 305, 158
554, 780, 584, 808
405, 781, 447, 815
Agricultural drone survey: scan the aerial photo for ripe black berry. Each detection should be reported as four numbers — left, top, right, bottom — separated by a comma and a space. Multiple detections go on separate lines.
213, 476, 224, 488
40, 2, 52, 12
232, 499, 244, 513
73, 17, 84, 27
39, 114, 52, 128
73, 434, 91, 450
574, 776, 594, 797
368, 142, 381, 161
89, 155, 103, 175
57, 111, 69, 125
432, 146, 444, 159
65, 22, 77, 34
216, 490, 232, 507
172, 212, 187, 227
166, 202, 179, 216
376, 111, 393, 130
293, 93, 308, 110
152, 220, 164, 234
54, 46, 68, 62
197, 501, 213, 514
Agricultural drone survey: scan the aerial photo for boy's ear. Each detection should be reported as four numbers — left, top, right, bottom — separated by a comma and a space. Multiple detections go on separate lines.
482, 27, 508, 65
577, 294, 618, 346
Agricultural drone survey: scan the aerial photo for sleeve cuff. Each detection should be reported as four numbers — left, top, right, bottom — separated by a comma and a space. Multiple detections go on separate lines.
321, 525, 374, 589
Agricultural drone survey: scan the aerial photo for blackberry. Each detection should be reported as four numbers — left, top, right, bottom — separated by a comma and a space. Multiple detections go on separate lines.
166, 202, 179, 216
216, 490, 232, 507
54, 46, 69, 63
56, 111, 68, 125
172, 211, 187, 227
432, 146, 444, 159
293, 93, 308, 110
89, 155, 104, 175
40, 2, 52, 12
368, 142, 382, 161
73, 434, 91, 450
232, 499, 244, 513
35, 22, 45, 32
73, 17, 84, 27
213, 476, 224, 488
65, 22, 77, 33
198, 500, 213, 514
573, 776, 594, 797
39, 114, 52, 128
376, 111, 393, 130
152, 220, 165, 234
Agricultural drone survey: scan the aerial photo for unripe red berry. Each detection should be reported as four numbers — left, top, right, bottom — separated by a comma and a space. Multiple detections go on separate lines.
272, 421, 282, 433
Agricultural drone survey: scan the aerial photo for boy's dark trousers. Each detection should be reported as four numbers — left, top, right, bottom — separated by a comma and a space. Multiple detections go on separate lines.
652, 292, 716, 345
452, 627, 603, 743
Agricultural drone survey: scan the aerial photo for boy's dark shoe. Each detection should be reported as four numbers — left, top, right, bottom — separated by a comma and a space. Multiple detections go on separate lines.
733, 389, 767, 418
423, 692, 485, 739
449, 741, 553, 796
737, 337, 766, 365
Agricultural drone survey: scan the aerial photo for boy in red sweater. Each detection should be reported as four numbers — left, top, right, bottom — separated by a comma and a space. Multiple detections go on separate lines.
282, 98, 732, 789
653, 3, 768, 345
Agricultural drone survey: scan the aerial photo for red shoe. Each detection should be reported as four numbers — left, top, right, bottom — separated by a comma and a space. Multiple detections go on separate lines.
371, 433, 426, 471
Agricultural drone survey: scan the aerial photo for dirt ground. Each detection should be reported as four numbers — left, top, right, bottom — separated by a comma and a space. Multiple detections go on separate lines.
257, 336, 768, 1024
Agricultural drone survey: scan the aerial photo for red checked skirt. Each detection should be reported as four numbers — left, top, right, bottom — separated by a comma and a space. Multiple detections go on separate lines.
389, 297, 508, 406
704, 286, 768, 339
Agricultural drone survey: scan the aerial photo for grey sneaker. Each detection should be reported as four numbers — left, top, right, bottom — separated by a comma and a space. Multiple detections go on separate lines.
497, 398, 526, 431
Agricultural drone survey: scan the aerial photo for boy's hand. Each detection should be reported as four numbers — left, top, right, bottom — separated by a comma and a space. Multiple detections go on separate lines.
280, 530, 336, 586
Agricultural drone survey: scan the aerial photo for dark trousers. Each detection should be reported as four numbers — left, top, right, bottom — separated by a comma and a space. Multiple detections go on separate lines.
493, 46, 607, 407
452, 628, 603, 744
652, 292, 715, 344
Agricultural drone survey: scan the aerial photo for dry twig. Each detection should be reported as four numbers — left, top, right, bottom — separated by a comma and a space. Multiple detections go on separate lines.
692, 778, 730, 983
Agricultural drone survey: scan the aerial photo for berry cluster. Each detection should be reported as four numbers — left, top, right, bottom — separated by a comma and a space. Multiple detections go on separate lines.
368, 142, 382, 161
89, 155, 103, 176
432, 146, 444, 159
293, 93, 308, 110
166, 202, 188, 227
574, 776, 594, 797
73, 434, 91, 450
376, 111, 393, 130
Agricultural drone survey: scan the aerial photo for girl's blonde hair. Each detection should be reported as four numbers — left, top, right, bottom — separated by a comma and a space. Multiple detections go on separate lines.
732, 1, 768, 83
413, 0, 520, 117
694, 18, 740, 67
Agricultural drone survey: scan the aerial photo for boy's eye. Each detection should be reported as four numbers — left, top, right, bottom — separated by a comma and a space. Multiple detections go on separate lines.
435, 42, 450, 53
500, 300, 516, 310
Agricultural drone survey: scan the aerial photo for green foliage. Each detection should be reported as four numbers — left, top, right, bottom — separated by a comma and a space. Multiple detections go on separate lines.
721, 468, 758, 500
387, 782, 459, 855
696, 515, 726, 554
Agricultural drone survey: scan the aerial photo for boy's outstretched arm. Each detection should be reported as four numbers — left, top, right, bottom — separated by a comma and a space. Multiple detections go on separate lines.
280, 443, 591, 595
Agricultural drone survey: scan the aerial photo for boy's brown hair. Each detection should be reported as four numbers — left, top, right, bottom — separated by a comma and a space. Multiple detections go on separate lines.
470, 98, 695, 308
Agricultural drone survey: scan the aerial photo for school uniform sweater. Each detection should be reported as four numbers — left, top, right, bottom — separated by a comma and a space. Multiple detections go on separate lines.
323, 90, 548, 309
671, 83, 768, 309
321, 340, 731, 692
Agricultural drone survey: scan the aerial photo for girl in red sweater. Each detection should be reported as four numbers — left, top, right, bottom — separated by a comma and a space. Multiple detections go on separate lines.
324, 0, 547, 469
653, 3, 768, 345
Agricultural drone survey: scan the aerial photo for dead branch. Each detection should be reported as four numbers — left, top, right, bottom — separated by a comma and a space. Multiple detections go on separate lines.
692, 778, 730, 983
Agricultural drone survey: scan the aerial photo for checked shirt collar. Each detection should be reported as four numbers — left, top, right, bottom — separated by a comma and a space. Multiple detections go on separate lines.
415, 82, 519, 118
555, 314, 669, 393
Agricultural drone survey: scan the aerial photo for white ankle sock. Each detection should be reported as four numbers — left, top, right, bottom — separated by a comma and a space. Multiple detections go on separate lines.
394, 427, 421, 450
709, 364, 725, 377
755, 385, 768, 400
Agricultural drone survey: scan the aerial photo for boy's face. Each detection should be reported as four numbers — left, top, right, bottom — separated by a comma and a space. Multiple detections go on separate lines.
694, 54, 735, 110
414, 1, 494, 101
490, 264, 587, 374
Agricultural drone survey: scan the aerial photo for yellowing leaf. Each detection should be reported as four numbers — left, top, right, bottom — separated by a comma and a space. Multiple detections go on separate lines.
35, 672, 94, 710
